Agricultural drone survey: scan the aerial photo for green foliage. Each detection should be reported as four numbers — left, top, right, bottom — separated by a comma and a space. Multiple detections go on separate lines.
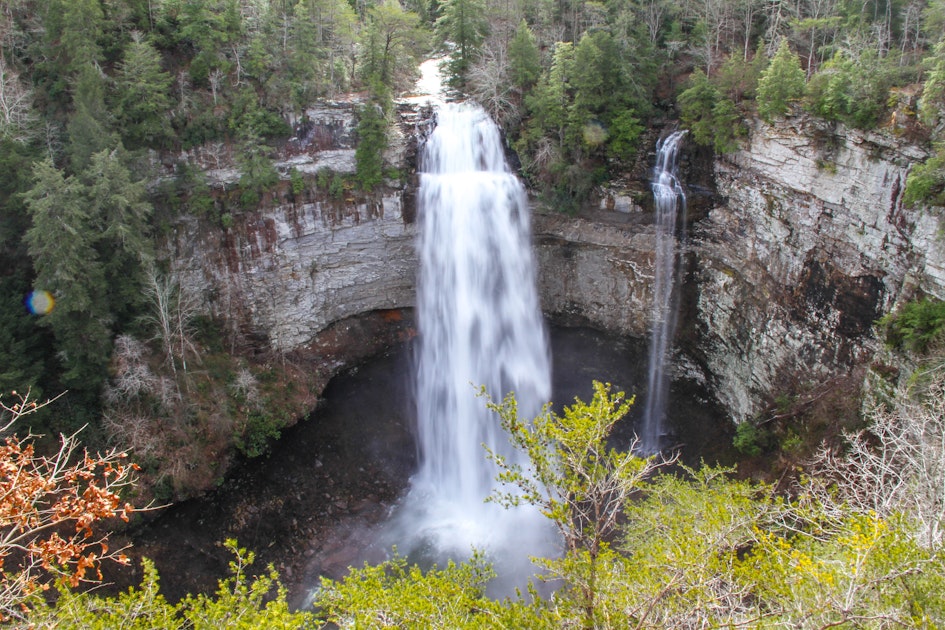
756, 39, 807, 122
67, 66, 118, 173
436, 0, 489, 86
237, 142, 279, 209
32, 540, 314, 629
354, 92, 389, 191
517, 32, 649, 209
678, 70, 744, 153
359, 1, 428, 91
22, 148, 153, 395
805, 50, 892, 129
315, 552, 505, 628
300, 380, 945, 627
507, 20, 541, 92
607, 110, 644, 162
920, 39, 945, 128
904, 148, 945, 207
113, 35, 174, 148
236, 409, 288, 459
879, 298, 945, 353
715, 48, 767, 103
485, 380, 659, 626
732, 420, 770, 455
678, 70, 721, 146
289, 167, 306, 198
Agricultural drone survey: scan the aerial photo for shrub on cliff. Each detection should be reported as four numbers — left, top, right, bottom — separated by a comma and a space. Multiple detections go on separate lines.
879, 297, 945, 354
904, 149, 945, 208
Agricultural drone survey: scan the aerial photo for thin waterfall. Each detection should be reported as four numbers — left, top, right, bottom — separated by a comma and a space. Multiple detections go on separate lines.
640, 131, 687, 453
385, 102, 553, 579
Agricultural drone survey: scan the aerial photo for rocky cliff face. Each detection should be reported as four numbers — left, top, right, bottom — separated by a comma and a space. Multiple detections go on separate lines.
163, 100, 421, 358
533, 116, 945, 423
164, 100, 944, 429
690, 116, 944, 421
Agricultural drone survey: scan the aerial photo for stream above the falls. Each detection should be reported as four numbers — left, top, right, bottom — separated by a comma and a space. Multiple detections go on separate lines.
106, 324, 734, 609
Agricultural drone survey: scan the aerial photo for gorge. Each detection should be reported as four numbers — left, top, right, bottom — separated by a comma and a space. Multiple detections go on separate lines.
115, 91, 945, 605
166, 99, 945, 437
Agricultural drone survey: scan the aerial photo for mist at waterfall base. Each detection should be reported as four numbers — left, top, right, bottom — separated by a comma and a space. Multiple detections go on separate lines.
375, 102, 558, 594
639, 130, 688, 454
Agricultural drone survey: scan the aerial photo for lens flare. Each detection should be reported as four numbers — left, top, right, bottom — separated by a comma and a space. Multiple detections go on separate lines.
26, 290, 54, 315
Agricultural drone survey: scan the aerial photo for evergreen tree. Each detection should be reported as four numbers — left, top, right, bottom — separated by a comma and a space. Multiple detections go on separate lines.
57, 0, 105, 74
23, 148, 153, 396
920, 38, 945, 128
507, 19, 541, 93
354, 87, 389, 191
435, 0, 488, 86
756, 38, 806, 121
67, 66, 117, 172
113, 34, 174, 148
805, 50, 891, 129
678, 69, 722, 146
23, 160, 111, 393
83, 147, 154, 320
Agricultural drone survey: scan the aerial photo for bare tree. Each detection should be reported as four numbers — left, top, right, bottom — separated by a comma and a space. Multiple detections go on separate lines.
143, 266, 201, 377
0, 55, 35, 144
466, 42, 518, 127
807, 364, 945, 548
105, 334, 158, 403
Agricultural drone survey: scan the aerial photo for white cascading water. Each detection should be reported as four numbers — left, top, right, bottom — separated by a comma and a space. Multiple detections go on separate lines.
639, 131, 687, 453
385, 102, 554, 583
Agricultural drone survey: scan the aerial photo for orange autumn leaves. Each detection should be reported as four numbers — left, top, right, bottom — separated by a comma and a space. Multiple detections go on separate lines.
0, 392, 138, 620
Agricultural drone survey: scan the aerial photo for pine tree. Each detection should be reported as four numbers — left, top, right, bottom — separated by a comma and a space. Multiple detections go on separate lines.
435, 0, 488, 86
23, 160, 111, 392
508, 20, 541, 93
114, 34, 173, 148
756, 38, 806, 122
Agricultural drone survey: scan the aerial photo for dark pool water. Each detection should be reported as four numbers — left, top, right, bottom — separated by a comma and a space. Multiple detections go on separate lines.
106, 324, 734, 608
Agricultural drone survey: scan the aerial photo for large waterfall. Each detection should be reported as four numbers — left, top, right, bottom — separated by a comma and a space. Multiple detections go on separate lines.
640, 131, 687, 453
385, 102, 553, 581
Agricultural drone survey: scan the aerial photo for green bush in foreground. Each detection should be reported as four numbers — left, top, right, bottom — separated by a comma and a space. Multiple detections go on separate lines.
28, 541, 314, 629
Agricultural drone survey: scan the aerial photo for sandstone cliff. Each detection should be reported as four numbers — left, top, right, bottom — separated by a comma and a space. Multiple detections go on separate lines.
162, 102, 944, 434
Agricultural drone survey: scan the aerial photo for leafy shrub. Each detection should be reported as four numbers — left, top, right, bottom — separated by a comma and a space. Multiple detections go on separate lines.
879, 298, 945, 353
236, 410, 287, 458
733, 420, 770, 456
903, 151, 945, 207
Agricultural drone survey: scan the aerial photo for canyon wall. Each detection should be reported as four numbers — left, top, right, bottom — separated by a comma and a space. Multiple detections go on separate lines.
163, 101, 945, 427
692, 117, 944, 421
163, 101, 420, 357
535, 115, 945, 422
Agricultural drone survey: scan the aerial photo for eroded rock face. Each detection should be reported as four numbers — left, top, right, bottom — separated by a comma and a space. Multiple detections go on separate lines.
166, 195, 417, 351
163, 102, 945, 429
692, 116, 944, 421
534, 116, 945, 423
534, 211, 655, 336
161, 101, 423, 355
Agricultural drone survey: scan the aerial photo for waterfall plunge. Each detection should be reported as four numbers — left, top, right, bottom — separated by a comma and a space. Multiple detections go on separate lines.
386, 103, 554, 582
640, 131, 687, 453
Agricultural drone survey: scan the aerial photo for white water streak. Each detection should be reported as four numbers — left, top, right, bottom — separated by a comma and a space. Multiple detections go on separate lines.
640, 131, 687, 453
